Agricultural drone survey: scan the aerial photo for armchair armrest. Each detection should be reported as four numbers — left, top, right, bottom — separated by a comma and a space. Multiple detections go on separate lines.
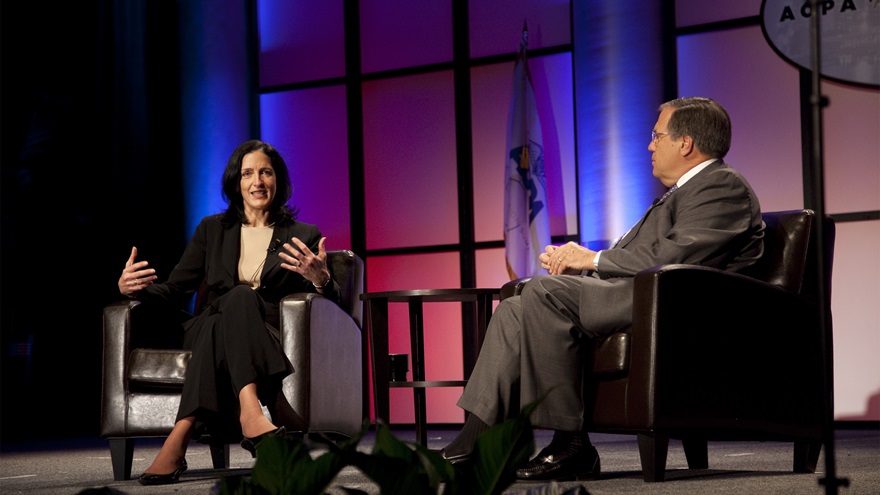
500, 277, 532, 300
629, 264, 824, 437
101, 300, 140, 436
277, 292, 363, 436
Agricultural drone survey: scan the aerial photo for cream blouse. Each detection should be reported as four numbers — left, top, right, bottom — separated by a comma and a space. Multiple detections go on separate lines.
238, 225, 274, 288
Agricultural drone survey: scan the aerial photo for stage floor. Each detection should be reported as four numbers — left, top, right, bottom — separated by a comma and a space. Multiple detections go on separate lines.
1, 428, 877, 494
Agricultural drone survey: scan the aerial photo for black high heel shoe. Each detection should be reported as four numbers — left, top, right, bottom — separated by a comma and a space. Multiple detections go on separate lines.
138, 458, 187, 485
241, 426, 286, 458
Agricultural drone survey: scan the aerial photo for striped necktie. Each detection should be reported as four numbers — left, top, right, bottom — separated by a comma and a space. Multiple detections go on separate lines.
610, 185, 678, 248
657, 184, 678, 204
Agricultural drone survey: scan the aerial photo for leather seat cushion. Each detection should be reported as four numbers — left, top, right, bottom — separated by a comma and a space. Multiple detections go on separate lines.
591, 332, 629, 376
128, 349, 190, 389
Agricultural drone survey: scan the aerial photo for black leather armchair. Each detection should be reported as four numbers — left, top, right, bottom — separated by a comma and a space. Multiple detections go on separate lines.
501, 209, 835, 482
100, 250, 364, 481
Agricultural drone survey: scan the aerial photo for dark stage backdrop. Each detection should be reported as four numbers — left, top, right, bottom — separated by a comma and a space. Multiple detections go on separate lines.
1, 1, 187, 441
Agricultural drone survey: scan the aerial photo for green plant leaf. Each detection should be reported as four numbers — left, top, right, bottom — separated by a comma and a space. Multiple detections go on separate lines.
250, 435, 346, 495
466, 400, 539, 495
343, 422, 442, 495
411, 441, 458, 491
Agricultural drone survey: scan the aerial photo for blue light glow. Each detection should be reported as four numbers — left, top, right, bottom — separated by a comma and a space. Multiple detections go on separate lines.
179, 0, 254, 238
573, 1, 667, 247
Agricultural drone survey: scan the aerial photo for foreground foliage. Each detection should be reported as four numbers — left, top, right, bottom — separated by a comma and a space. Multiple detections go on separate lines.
217, 402, 552, 495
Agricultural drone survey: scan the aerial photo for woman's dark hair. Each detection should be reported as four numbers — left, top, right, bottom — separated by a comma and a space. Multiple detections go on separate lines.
220, 140, 298, 226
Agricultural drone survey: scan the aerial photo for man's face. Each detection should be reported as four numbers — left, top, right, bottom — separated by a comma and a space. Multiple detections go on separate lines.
649, 107, 683, 188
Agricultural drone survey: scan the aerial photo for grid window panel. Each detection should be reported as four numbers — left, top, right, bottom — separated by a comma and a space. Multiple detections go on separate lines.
362, 71, 459, 250
475, 247, 512, 290
678, 26, 804, 213
821, 80, 880, 214
675, 0, 761, 28
471, 53, 577, 244
365, 252, 465, 424
830, 220, 880, 420
258, 0, 345, 87
260, 87, 352, 250
469, 0, 571, 59
360, 0, 453, 73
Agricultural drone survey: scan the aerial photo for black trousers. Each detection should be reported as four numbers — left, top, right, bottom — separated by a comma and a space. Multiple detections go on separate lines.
177, 285, 292, 435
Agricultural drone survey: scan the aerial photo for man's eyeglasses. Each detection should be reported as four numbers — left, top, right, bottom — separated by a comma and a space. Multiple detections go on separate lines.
651, 131, 669, 143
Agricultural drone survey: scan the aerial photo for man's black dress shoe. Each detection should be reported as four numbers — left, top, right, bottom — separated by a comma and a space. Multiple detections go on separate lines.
241, 426, 286, 458
516, 444, 600, 481
138, 459, 187, 485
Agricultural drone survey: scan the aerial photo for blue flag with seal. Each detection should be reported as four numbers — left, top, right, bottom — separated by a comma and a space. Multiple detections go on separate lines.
504, 23, 550, 280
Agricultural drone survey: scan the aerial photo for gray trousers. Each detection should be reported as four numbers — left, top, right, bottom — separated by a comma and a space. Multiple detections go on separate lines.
457, 275, 593, 432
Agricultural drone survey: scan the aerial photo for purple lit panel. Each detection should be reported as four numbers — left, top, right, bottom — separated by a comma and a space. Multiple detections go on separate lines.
260, 86, 351, 250
821, 81, 880, 214
360, 0, 453, 73
831, 221, 880, 420
471, 53, 576, 244
362, 71, 459, 250
475, 247, 511, 290
469, 0, 570, 59
678, 26, 803, 212
366, 252, 464, 424
676, 0, 761, 28
258, 0, 345, 87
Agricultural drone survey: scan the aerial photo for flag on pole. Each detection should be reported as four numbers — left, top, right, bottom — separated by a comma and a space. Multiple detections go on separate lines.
504, 22, 551, 280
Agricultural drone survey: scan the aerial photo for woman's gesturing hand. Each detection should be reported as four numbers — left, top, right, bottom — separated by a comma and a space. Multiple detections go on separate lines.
118, 246, 157, 297
280, 237, 331, 288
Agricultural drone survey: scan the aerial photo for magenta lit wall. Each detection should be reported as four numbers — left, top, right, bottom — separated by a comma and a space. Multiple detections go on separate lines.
675, 1, 880, 421
255, 0, 879, 425
258, 1, 345, 86
259, 87, 352, 250
362, 72, 460, 250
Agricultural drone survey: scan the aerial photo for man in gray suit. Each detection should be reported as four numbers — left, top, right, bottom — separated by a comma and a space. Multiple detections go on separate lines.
440, 97, 764, 481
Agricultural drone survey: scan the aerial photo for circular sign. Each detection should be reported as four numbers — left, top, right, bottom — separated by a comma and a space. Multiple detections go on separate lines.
761, 0, 879, 88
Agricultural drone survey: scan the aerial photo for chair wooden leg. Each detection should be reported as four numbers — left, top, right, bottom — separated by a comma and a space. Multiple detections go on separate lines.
109, 438, 134, 481
210, 441, 230, 469
682, 438, 709, 470
637, 433, 669, 482
793, 440, 822, 473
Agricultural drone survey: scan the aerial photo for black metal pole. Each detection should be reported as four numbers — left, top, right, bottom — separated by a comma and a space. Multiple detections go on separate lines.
807, 1, 848, 494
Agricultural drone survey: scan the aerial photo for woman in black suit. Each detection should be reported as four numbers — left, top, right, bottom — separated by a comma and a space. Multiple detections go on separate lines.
117, 140, 339, 485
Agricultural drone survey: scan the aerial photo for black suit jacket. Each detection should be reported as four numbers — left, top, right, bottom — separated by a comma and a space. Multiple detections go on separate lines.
141, 214, 339, 328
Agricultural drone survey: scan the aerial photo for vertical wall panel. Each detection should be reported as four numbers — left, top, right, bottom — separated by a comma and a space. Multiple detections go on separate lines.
182, 0, 254, 237
257, 0, 345, 86
471, 53, 576, 245
362, 72, 459, 250
677, 18, 880, 421
470, 62, 510, 243
260, 86, 352, 250
821, 81, 880, 214
469, 0, 570, 59
475, 247, 510, 290
366, 252, 464, 424
531, 53, 577, 238
360, 0, 453, 73
573, 0, 668, 247
677, 26, 804, 213
831, 221, 880, 420
675, 0, 761, 28
256, 0, 579, 426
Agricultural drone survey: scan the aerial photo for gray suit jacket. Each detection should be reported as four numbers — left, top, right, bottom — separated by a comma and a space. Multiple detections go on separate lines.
576, 160, 764, 336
